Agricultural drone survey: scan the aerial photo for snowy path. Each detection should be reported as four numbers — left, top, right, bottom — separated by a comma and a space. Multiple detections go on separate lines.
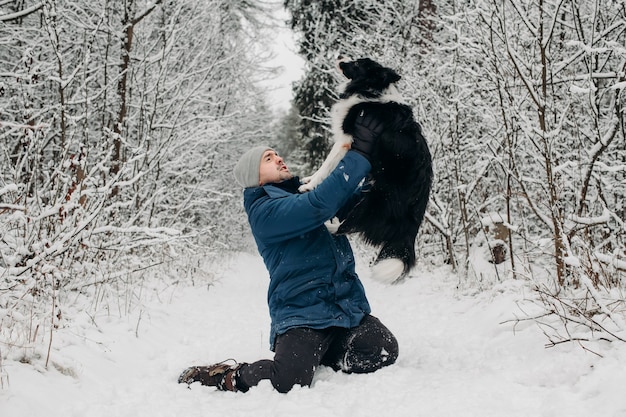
3, 252, 626, 417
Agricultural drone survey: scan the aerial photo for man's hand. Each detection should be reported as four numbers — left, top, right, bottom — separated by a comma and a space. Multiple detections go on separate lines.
351, 110, 385, 161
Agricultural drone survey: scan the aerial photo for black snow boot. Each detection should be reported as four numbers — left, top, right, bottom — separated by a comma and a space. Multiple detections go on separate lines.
178, 359, 243, 392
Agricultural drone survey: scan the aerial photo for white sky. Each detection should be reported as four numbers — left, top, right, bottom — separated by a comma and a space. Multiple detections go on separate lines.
262, 8, 305, 113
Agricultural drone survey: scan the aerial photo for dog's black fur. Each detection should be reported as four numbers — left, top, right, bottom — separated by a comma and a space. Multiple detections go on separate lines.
336, 58, 433, 281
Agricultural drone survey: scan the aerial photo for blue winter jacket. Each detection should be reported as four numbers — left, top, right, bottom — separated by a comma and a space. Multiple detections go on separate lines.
242, 151, 372, 350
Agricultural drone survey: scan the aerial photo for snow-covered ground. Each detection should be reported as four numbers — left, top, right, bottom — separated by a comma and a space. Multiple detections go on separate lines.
2, 252, 626, 417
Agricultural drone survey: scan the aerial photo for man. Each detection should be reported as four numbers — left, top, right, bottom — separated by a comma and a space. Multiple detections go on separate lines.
178, 111, 398, 393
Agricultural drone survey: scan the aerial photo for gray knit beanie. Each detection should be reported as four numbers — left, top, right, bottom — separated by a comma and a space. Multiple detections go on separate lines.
233, 145, 273, 188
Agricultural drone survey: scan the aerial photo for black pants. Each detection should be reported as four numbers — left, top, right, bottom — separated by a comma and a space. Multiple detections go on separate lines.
236, 315, 398, 393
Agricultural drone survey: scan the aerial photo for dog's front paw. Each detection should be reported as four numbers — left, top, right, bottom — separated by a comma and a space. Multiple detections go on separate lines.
298, 182, 314, 193
298, 175, 318, 192
324, 217, 342, 234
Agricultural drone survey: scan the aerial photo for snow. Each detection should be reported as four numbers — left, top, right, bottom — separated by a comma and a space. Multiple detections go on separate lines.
3, 252, 626, 417
569, 84, 591, 94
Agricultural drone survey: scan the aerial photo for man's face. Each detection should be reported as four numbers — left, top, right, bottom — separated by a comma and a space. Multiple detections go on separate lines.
259, 149, 293, 186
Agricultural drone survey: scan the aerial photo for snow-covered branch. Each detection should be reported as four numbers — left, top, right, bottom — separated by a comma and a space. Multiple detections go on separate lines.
0, 2, 43, 22
569, 208, 611, 226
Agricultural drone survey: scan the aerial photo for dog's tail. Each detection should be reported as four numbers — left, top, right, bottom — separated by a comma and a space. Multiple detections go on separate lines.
370, 241, 416, 284
370, 258, 406, 284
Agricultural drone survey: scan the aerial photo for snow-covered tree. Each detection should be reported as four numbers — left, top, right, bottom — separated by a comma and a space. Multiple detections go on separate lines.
0, 0, 274, 362
463, 0, 626, 287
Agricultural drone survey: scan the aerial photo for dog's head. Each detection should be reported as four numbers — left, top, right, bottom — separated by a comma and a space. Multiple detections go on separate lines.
336, 57, 401, 99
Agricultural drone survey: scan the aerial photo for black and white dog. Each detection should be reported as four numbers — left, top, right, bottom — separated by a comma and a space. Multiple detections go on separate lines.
299, 57, 433, 284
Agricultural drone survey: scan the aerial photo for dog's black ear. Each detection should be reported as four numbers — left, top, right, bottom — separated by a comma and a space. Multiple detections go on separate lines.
383, 68, 401, 84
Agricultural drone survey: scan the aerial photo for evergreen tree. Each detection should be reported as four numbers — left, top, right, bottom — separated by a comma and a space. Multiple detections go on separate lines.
284, 0, 381, 170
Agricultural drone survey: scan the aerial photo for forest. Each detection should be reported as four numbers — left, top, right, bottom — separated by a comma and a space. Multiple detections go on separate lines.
1, 0, 625, 370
